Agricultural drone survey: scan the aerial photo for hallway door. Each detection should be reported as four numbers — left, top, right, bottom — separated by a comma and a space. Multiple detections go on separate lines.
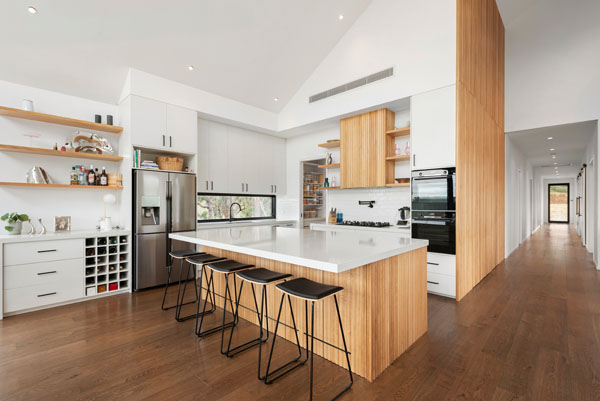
548, 184, 570, 223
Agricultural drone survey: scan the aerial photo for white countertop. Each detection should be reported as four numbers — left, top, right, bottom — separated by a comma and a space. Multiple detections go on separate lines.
0, 228, 131, 244
197, 219, 297, 230
170, 226, 428, 273
310, 223, 410, 235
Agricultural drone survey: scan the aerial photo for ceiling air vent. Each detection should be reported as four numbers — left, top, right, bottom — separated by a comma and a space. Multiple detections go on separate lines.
309, 67, 393, 103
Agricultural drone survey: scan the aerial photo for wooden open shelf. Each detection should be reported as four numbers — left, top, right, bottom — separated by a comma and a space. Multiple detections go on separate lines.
385, 127, 411, 137
0, 144, 123, 162
385, 155, 410, 162
385, 182, 410, 187
0, 106, 123, 134
318, 163, 340, 169
317, 140, 340, 148
319, 186, 341, 190
0, 182, 123, 190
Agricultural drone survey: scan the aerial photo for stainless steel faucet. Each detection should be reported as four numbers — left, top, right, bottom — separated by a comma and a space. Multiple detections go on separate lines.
229, 202, 242, 223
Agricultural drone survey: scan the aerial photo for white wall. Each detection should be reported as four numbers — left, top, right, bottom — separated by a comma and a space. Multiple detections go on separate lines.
0, 80, 125, 231
505, 0, 600, 133
505, 136, 534, 257
581, 126, 598, 266
278, 0, 456, 131
327, 187, 410, 224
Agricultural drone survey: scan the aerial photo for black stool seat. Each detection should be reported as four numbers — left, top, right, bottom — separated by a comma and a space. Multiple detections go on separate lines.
208, 260, 254, 273
187, 254, 225, 264
236, 268, 291, 284
276, 278, 343, 300
169, 249, 204, 259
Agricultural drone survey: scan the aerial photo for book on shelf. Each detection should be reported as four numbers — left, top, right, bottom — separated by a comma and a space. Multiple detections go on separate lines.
140, 160, 159, 169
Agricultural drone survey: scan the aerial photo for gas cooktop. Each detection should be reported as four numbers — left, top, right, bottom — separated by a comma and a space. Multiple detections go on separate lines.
339, 220, 391, 227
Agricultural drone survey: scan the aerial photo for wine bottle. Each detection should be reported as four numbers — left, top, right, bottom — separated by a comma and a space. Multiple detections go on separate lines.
88, 165, 96, 185
100, 167, 108, 186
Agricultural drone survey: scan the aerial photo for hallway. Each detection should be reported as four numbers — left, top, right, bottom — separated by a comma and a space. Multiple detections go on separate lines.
1, 225, 599, 400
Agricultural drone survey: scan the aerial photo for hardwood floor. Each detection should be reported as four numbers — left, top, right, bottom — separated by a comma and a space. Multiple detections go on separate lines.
1, 224, 599, 400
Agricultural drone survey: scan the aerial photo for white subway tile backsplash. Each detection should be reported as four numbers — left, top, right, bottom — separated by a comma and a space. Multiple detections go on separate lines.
326, 187, 411, 224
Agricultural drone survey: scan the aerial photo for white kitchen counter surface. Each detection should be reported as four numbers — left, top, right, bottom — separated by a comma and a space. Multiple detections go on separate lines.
170, 226, 427, 273
197, 219, 297, 230
0, 228, 130, 244
310, 223, 410, 235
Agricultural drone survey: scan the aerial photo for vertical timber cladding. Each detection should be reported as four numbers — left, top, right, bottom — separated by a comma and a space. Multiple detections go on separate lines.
456, 0, 505, 300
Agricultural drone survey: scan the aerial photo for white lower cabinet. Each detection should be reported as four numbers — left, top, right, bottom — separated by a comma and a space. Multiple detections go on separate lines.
426, 252, 456, 298
4, 260, 84, 313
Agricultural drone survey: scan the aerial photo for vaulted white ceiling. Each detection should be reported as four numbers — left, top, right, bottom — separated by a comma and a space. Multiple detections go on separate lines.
0, 0, 371, 111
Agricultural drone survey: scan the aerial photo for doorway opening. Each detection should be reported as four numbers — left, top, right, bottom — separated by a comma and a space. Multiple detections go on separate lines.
548, 183, 570, 223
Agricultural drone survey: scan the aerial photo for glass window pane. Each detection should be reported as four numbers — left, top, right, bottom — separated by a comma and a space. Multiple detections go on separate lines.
197, 194, 275, 222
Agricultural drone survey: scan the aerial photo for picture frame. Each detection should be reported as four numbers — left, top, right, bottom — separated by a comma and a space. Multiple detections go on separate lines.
54, 216, 71, 232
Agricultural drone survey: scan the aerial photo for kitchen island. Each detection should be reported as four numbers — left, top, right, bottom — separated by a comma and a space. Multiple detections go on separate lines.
170, 226, 428, 381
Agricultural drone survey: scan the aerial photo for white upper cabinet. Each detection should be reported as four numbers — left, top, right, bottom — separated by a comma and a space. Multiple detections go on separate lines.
130, 95, 197, 153
131, 96, 166, 149
197, 119, 286, 195
410, 85, 456, 170
166, 104, 197, 154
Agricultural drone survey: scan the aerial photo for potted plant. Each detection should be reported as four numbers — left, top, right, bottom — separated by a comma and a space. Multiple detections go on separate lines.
1, 212, 29, 235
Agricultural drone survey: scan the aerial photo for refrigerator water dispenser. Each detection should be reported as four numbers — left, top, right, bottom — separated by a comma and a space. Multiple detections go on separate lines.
141, 195, 160, 226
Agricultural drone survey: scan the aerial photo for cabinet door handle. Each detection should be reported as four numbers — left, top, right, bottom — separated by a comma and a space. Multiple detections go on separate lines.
427, 262, 440, 266
169, 136, 172, 147
162, 135, 166, 146
37, 271, 57, 275
37, 249, 57, 253
245, 183, 249, 192
271, 185, 274, 193
274, 184, 277, 193
205, 181, 208, 190
241, 183, 244, 192
413, 154, 416, 167
37, 292, 57, 297
427, 280, 439, 285
211, 181, 213, 190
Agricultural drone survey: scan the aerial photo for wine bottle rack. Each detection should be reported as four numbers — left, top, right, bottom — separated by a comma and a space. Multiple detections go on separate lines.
84, 234, 129, 296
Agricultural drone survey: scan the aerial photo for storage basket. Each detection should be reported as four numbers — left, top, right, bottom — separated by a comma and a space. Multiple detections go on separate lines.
156, 156, 183, 171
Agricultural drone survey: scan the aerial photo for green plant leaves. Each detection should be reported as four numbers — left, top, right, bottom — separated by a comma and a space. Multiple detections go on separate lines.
4, 225, 13, 232
1, 212, 28, 224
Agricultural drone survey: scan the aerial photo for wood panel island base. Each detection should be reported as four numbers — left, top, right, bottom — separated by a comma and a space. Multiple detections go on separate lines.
171, 227, 428, 382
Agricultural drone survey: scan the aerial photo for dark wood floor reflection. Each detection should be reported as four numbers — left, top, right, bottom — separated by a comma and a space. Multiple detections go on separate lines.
1, 224, 599, 400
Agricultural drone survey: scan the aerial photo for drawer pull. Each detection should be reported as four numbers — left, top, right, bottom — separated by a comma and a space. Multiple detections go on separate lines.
427, 262, 440, 266
37, 292, 57, 297
37, 249, 57, 253
427, 280, 439, 285
37, 271, 57, 275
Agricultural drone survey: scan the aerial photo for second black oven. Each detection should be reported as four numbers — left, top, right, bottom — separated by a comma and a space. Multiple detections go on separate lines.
412, 211, 456, 254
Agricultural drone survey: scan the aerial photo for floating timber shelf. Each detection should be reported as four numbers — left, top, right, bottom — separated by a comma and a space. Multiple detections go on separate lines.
385, 155, 410, 162
0, 144, 123, 162
385, 182, 410, 187
385, 127, 410, 137
317, 140, 340, 148
317, 163, 340, 169
0, 106, 123, 134
318, 186, 341, 190
0, 182, 123, 190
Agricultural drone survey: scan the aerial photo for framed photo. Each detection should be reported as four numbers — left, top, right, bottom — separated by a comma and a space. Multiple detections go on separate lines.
54, 216, 71, 232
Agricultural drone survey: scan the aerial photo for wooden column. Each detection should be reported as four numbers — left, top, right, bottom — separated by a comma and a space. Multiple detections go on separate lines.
199, 246, 427, 382
455, 0, 505, 300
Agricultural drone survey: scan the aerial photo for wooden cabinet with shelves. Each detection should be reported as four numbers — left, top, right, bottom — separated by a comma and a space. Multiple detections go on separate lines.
340, 108, 394, 189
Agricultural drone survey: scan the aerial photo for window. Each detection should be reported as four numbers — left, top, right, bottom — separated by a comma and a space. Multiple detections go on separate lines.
197, 193, 276, 222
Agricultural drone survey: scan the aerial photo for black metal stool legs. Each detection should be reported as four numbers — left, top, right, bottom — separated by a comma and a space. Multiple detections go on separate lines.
264, 293, 308, 384
332, 294, 353, 400
225, 281, 270, 359
195, 269, 237, 339
175, 260, 215, 322
162, 257, 198, 311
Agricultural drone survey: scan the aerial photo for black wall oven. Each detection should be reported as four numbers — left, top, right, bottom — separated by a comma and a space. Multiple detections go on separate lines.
411, 168, 456, 255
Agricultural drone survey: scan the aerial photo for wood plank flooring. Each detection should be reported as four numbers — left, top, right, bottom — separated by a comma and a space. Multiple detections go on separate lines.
1, 224, 599, 400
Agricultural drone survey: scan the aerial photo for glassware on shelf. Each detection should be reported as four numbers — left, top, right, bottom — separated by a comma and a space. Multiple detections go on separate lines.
395, 143, 401, 156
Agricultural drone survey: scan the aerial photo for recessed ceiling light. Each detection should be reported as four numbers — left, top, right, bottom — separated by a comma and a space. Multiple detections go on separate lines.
550, 148, 555, 151
552, 155, 556, 158
547, 136, 553, 140
553, 162, 557, 165
338, 14, 344, 20
187, 65, 194, 71
27, 6, 37, 14
273, 97, 279, 102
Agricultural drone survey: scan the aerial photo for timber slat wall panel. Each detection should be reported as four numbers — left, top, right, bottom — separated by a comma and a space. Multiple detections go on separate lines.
200, 246, 427, 381
456, 0, 505, 300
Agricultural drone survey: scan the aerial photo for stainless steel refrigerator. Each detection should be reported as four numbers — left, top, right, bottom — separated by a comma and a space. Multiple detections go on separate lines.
133, 169, 197, 290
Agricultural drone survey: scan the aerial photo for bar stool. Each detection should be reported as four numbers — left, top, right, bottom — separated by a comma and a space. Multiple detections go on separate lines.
226, 268, 292, 379
195, 259, 254, 351
161, 249, 203, 314
264, 277, 353, 401
178, 253, 226, 322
